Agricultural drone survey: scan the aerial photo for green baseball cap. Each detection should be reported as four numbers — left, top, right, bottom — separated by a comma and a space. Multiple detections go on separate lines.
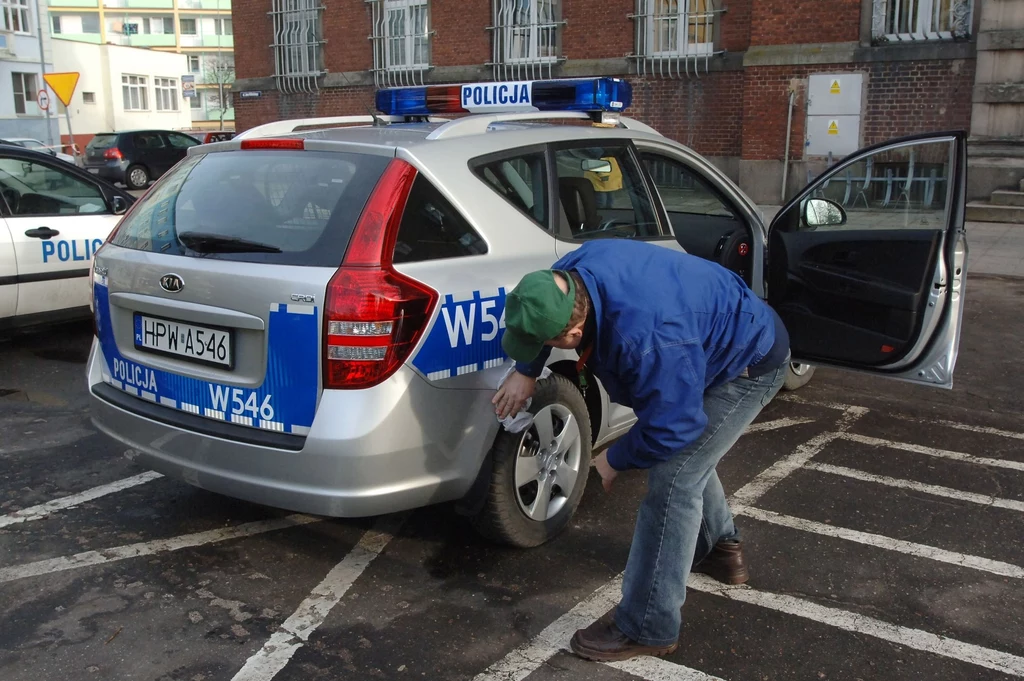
502, 270, 576, 363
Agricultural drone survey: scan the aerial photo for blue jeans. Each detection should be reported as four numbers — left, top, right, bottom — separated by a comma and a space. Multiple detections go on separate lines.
614, 358, 789, 646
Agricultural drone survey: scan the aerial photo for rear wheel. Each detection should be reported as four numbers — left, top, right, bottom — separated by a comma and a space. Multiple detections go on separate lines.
125, 164, 149, 190
470, 374, 592, 548
783, 362, 815, 391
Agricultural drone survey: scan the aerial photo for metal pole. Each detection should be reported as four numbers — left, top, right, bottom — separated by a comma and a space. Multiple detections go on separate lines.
34, 0, 53, 148
64, 107, 76, 162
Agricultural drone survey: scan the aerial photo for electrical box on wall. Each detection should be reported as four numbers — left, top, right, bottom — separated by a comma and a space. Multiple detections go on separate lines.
805, 73, 865, 158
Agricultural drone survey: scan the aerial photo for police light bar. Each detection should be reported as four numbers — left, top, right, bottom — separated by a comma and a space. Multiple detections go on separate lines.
375, 77, 632, 117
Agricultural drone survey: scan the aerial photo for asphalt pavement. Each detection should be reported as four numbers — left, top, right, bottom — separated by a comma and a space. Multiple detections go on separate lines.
1, 275, 1023, 681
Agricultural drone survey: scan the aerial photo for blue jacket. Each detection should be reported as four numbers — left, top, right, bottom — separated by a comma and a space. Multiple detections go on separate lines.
516, 240, 781, 472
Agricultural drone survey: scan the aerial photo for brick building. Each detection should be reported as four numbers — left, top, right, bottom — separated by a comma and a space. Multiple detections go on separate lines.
230, 0, 1021, 205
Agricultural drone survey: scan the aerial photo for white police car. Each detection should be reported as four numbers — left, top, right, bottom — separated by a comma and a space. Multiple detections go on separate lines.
87, 78, 969, 547
1, 144, 133, 332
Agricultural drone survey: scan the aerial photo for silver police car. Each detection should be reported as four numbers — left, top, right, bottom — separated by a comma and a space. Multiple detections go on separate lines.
87, 78, 969, 547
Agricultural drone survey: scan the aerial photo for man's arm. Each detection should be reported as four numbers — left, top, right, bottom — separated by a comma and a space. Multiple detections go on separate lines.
514, 346, 552, 378
605, 341, 708, 471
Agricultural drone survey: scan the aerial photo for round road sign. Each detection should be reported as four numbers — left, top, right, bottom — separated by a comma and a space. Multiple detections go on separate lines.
37, 90, 50, 111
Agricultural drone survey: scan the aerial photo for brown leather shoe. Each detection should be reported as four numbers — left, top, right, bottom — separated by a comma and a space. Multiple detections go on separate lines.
692, 539, 749, 585
569, 610, 679, 662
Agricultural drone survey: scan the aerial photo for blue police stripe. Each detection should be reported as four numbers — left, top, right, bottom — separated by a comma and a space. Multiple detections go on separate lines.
412, 288, 508, 380
95, 283, 319, 434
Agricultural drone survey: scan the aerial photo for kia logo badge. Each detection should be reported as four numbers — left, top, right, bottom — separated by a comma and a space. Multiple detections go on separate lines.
160, 274, 184, 293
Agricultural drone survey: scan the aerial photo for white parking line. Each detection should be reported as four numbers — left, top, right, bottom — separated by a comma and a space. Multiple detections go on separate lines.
608, 657, 726, 681
840, 432, 1024, 471
738, 506, 1024, 579
0, 471, 164, 529
730, 407, 867, 507
689, 573, 1024, 677
231, 513, 405, 681
745, 417, 816, 434
0, 514, 319, 584
804, 462, 1024, 513
778, 393, 1024, 441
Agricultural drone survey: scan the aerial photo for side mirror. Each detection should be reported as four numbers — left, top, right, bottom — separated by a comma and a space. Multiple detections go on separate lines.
803, 198, 847, 228
111, 195, 129, 215
581, 159, 613, 174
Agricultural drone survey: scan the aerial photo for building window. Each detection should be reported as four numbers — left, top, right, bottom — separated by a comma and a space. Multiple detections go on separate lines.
190, 91, 202, 109
872, 0, 973, 41
2, 0, 31, 34
214, 18, 232, 35
189, 55, 201, 72
386, 1, 429, 70
83, 91, 96, 104
51, 15, 61, 34
270, 0, 325, 94
143, 17, 173, 34
490, 0, 563, 80
180, 17, 197, 35
638, 0, 714, 57
82, 14, 100, 33
11, 72, 37, 114
155, 77, 178, 111
122, 74, 148, 111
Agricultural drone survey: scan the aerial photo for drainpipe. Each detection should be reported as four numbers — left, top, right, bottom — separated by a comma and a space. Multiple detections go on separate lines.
781, 85, 796, 204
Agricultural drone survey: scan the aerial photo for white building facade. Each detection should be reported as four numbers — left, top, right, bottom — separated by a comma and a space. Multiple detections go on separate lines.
0, 0, 61, 147
52, 38, 192, 151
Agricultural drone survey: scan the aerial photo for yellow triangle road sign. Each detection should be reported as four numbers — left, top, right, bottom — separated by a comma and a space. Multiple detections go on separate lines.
828, 120, 840, 135
43, 72, 80, 107
829, 79, 841, 95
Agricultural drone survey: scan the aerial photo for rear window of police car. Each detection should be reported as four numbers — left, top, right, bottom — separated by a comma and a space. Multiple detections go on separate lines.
109, 150, 390, 267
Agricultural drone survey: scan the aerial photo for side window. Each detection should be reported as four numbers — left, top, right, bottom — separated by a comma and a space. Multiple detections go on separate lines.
553, 145, 661, 241
393, 175, 487, 264
642, 154, 736, 218
168, 133, 200, 150
472, 152, 548, 230
781, 139, 953, 233
0, 157, 106, 216
133, 133, 166, 150
640, 152, 747, 265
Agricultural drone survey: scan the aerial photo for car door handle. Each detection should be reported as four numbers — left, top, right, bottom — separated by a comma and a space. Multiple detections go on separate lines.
25, 227, 60, 239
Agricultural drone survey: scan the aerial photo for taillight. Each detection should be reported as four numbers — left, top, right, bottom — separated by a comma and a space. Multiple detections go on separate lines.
323, 159, 437, 390
240, 138, 304, 150
103, 147, 123, 160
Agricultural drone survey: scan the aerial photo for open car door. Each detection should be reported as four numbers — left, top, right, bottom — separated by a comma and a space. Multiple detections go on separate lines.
767, 132, 967, 389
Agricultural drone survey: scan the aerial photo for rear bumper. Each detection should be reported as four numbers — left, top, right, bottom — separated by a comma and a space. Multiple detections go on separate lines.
87, 339, 501, 517
84, 163, 125, 184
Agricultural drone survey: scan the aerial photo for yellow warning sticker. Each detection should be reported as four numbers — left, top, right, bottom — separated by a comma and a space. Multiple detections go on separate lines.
828, 120, 839, 135
830, 79, 841, 95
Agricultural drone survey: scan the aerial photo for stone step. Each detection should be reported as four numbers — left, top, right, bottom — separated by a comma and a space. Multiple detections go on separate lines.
992, 190, 1024, 207
966, 202, 1024, 224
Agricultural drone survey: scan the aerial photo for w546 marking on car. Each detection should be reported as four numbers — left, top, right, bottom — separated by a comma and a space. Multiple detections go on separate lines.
413, 288, 509, 381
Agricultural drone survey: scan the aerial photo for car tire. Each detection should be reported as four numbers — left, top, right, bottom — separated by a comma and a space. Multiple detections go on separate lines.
470, 374, 592, 548
125, 164, 149, 190
783, 362, 815, 391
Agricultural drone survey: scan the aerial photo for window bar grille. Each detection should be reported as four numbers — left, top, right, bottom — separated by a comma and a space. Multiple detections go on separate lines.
628, 0, 725, 79
367, 0, 433, 89
872, 0, 972, 42
487, 0, 566, 82
269, 0, 326, 95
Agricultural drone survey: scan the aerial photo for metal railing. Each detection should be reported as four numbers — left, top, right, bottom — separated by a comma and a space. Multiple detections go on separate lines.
487, 0, 565, 81
269, 0, 326, 94
367, 0, 433, 88
629, 0, 725, 78
871, 0, 973, 42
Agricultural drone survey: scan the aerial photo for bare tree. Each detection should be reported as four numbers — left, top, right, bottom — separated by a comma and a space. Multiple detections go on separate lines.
203, 55, 235, 131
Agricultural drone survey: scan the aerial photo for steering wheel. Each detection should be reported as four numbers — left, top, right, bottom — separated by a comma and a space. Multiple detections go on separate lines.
715, 230, 752, 278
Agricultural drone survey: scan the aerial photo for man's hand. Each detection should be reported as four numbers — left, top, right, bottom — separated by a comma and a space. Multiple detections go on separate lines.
493, 371, 537, 420
593, 452, 619, 493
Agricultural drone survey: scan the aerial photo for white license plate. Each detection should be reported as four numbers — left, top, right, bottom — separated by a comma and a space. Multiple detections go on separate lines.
134, 314, 233, 367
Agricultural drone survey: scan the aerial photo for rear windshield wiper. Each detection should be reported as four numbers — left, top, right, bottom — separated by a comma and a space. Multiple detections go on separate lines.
178, 231, 282, 254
